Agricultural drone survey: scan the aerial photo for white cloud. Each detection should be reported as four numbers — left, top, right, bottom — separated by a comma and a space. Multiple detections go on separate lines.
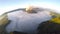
0, 2, 60, 15
31, 2, 60, 13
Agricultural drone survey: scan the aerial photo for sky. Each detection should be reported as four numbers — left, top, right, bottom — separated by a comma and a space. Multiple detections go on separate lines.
0, 0, 60, 15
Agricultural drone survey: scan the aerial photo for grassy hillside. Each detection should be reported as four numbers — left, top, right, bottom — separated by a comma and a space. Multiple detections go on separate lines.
50, 11, 60, 24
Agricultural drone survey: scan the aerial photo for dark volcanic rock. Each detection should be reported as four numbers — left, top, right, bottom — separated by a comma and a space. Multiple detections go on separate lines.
37, 21, 60, 34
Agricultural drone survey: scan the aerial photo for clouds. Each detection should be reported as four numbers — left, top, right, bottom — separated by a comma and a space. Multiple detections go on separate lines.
0, 0, 60, 15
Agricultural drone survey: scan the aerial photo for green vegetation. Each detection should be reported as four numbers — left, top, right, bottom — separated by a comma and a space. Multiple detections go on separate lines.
50, 11, 60, 24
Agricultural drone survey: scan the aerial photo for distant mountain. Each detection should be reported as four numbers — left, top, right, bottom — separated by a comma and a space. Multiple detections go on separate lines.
5, 7, 59, 16
6, 8, 26, 13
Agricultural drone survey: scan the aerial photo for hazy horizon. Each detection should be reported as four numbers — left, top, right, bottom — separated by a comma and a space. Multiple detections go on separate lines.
0, 0, 60, 15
